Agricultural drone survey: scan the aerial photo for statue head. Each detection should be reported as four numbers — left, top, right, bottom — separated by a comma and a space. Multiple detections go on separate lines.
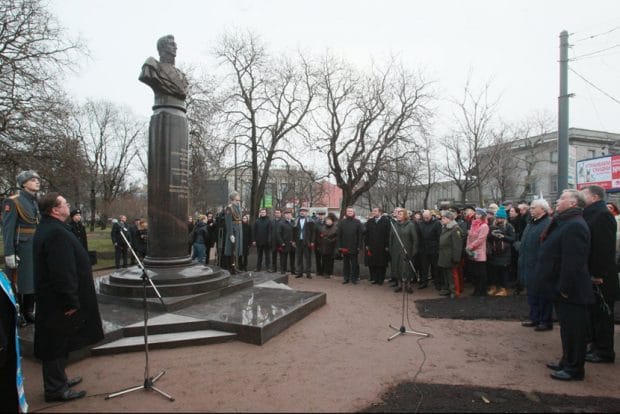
157, 35, 177, 62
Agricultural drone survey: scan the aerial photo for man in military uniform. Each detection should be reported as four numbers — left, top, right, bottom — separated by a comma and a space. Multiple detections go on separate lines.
224, 191, 243, 273
69, 209, 88, 252
2, 170, 41, 326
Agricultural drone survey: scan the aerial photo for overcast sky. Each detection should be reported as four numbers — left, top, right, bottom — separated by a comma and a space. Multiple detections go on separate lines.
51, 0, 620, 136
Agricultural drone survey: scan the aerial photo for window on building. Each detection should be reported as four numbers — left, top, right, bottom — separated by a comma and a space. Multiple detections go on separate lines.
550, 175, 558, 193
588, 149, 596, 158
550, 150, 558, 163
525, 179, 538, 195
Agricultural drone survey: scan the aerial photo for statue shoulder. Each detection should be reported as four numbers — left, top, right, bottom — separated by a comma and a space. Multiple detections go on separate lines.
143, 56, 159, 68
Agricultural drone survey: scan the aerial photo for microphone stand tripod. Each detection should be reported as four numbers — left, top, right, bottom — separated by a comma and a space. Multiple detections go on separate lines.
106, 231, 174, 402
387, 218, 431, 341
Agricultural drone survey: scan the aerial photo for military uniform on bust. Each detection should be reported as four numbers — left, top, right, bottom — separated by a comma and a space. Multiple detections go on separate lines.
2, 170, 41, 326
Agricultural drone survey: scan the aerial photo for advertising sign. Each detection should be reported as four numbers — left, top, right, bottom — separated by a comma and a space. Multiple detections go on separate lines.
576, 154, 620, 191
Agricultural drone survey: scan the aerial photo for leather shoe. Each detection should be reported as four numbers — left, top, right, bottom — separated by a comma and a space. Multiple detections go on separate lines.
45, 389, 87, 402
534, 324, 553, 332
394, 286, 402, 292
67, 376, 82, 387
342, 280, 350, 284
295, 274, 303, 278
585, 352, 614, 364
521, 320, 537, 327
550, 369, 583, 381
546, 362, 562, 371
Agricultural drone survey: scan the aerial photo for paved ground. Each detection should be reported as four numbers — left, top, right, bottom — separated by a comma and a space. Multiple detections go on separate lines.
20, 273, 620, 412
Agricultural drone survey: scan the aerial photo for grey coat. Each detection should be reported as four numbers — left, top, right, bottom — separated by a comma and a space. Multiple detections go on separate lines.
389, 220, 419, 281
517, 214, 551, 290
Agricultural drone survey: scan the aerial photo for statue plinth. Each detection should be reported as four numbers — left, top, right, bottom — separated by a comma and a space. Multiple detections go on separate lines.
143, 101, 191, 267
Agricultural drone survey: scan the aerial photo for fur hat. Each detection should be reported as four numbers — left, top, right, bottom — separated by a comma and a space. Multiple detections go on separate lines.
16, 170, 41, 187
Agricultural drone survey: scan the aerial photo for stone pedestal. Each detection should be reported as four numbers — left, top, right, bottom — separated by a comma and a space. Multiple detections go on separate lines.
144, 105, 191, 267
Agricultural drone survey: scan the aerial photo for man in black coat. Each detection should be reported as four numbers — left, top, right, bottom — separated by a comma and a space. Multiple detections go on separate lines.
270, 209, 283, 272
338, 206, 364, 284
33, 193, 104, 401
277, 210, 296, 275
534, 189, 594, 381
364, 207, 390, 285
417, 210, 442, 289
293, 207, 315, 278
252, 208, 272, 271
581, 185, 619, 364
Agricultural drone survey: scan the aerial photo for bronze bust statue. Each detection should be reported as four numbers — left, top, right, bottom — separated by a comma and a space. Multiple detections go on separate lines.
139, 35, 189, 109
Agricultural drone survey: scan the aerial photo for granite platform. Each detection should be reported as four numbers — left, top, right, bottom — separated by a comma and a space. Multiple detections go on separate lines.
18, 268, 326, 359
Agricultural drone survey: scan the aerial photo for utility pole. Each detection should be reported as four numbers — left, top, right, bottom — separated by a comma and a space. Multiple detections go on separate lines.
557, 30, 570, 192
234, 136, 238, 191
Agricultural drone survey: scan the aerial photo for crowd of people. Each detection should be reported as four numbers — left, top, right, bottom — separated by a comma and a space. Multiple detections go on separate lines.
185, 188, 618, 383
2, 169, 619, 409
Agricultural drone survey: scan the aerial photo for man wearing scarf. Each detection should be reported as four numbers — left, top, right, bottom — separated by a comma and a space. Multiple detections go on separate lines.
534, 189, 594, 381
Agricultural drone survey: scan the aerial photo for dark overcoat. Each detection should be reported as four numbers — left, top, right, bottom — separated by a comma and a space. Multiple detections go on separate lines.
69, 220, 89, 252
338, 217, 363, 254
364, 215, 391, 267
317, 223, 338, 256
486, 221, 516, 267
277, 219, 295, 253
532, 208, 594, 305
253, 216, 272, 247
583, 200, 620, 301
517, 214, 551, 290
417, 218, 441, 255
33, 215, 103, 361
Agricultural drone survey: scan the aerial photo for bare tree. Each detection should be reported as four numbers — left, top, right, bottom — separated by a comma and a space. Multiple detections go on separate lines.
513, 111, 556, 199
72, 100, 145, 230
214, 30, 317, 222
442, 77, 502, 205
0, 0, 86, 183
315, 55, 432, 216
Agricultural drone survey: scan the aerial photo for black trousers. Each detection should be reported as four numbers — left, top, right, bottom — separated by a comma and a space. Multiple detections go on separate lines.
555, 301, 589, 376
114, 245, 128, 268
342, 253, 359, 282
369, 265, 386, 283
322, 254, 334, 275
271, 249, 279, 271
470, 260, 487, 295
295, 243, 312, 275
280, 249, 295, 273
315, 250, 324, 275
588, 297, 616, 361
42, 356, 69, 396
420, 252, 439, 285
256, 245, 271, 270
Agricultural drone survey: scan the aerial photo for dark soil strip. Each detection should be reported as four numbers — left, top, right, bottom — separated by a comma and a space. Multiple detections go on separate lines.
415, 296, 530, 321
362, 382, 620, 413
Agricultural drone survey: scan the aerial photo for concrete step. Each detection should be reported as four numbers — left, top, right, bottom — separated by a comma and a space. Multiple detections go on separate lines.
99, 274, 231, 297
91, 329, 236, 355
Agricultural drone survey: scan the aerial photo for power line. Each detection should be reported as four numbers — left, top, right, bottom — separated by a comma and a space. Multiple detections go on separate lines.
569, 43, 620, 61
569, 67, 620, 105
572, 25, 620, 43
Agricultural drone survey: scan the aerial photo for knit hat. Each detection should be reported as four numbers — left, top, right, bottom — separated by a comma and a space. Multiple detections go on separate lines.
475, 208, 487, 217
495, 206, 507, 219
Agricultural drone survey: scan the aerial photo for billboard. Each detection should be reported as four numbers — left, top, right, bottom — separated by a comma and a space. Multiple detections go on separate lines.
576, 154, 620, 191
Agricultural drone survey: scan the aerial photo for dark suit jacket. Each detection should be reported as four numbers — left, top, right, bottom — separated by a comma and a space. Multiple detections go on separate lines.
293, 216, 315, 248
583, 200, 620, 301
532, 208, 594, 305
